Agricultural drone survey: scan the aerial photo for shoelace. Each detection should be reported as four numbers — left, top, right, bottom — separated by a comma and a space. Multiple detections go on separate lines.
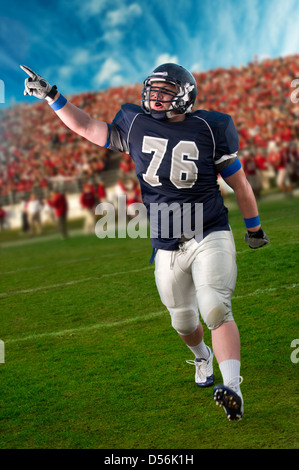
226, 376, 244, 393
186, 358, 209, 381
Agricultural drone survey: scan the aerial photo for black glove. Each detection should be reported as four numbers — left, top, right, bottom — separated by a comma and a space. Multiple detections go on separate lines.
244, 228, 270, 249
20, 65, 57, 101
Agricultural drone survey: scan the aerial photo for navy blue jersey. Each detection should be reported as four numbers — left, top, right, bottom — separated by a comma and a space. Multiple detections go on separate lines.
106, 104, 240, 250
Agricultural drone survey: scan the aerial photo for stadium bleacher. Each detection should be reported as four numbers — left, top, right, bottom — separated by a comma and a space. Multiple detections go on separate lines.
0, 54, 298, 207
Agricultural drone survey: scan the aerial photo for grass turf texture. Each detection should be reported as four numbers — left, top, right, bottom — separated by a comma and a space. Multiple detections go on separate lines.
0, 195, 298, 449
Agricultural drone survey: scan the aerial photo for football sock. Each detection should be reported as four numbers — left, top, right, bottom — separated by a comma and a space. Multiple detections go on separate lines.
187, 340, 210, 360
219, 359, 242, 395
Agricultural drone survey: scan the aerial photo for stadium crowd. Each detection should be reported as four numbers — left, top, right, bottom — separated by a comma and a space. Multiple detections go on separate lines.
0, 54, 299, 220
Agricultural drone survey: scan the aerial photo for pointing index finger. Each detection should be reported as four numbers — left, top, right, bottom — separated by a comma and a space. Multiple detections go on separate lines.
20, 65, 37, 79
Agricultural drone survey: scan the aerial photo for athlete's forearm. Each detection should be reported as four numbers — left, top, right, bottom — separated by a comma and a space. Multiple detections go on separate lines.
48, 92, 108, 147
234, 180, 260, 230
224, 169, 261, 231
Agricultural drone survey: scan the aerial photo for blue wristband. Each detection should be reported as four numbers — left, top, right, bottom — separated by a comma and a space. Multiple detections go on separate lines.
50, 94, 67, 111
244, 216, 260, 229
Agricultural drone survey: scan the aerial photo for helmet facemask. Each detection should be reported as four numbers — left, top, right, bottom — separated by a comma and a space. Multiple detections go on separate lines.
142, 77, 195, 120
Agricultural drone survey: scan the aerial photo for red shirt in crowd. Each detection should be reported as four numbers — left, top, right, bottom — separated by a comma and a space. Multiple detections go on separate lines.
98, 183, 106, 200
0, 208, 6, 220
80, 190, 96, 210
48, 193, 68, 217
267, 151, 286, 171
240, 156, 257, 176
255, 153, 268, 171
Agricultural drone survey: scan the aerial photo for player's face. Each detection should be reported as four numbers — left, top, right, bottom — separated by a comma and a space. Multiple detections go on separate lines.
149, 81, 177, 112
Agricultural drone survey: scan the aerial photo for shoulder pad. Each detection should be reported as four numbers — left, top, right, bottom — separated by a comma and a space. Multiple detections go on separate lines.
112, 103, 144, 131
192, 109, 232, 127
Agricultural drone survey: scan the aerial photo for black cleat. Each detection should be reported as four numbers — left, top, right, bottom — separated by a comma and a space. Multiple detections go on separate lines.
213, 382, 243, 421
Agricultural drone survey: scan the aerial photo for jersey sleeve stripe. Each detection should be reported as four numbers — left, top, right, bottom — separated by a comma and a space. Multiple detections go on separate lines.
126, 113, 142, 153
193, 116, 216, 159
215, 152, 238, 166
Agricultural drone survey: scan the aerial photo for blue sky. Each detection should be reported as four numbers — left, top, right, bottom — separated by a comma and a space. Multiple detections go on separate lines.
1, 0, 299, 107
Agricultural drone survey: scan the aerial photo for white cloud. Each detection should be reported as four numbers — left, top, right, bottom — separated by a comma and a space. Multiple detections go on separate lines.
102, 29, 124, 44
106, 3, 142, 27
55, 48, 104, 88
71, 49, 92, 66
154, 54, 179, 68
93, 58, 121, 87
58, 65, 74, 80
110, 75, 125, 87
70, 48, 103, 66
264, 0, 299, 57
76, 0, 109, 19
190, 63, 202, 73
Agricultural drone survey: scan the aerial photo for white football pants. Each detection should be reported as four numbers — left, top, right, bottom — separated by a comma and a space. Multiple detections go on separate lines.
154, 230, 237, 334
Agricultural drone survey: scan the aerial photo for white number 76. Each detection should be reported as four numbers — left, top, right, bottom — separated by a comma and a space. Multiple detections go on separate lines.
142, 136, 199, 189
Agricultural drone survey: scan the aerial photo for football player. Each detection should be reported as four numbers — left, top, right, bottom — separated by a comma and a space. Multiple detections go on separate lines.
21, 63, 269, 421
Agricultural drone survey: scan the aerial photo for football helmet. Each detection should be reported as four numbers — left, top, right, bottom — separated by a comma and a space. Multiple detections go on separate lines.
141, 63, 197, 120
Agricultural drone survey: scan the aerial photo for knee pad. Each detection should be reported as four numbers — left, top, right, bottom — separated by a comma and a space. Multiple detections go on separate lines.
170, 307, 198, 336
196, 286, 233, 330
205, 303, 228, 330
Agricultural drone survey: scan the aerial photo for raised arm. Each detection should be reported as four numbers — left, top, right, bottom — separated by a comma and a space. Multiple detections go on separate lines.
20, 65, 108, 147
50, 96, 108, 147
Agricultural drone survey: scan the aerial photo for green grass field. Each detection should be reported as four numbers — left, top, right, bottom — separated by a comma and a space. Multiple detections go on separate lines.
0, 194, 298, 449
